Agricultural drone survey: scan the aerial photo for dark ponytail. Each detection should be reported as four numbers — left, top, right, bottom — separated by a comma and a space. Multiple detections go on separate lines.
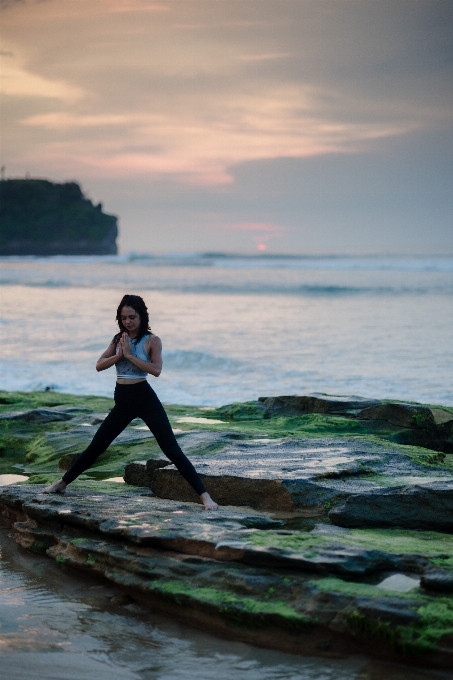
113, 294, 151, 345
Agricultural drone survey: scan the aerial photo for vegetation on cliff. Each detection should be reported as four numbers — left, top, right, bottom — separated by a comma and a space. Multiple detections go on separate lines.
0, 179, 118, 255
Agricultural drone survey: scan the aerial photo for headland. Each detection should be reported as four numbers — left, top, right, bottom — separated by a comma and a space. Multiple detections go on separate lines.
0, 179, 117, 255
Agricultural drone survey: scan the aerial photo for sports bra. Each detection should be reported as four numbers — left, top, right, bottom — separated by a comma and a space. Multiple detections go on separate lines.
115, 333, 151, 379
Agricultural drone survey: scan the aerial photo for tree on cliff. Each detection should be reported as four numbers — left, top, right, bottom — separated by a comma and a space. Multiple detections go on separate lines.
0, 179, 118, 255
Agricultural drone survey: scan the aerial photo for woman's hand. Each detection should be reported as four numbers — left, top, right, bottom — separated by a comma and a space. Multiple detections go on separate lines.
121, 332, 132, 358
96, 341, 122, 372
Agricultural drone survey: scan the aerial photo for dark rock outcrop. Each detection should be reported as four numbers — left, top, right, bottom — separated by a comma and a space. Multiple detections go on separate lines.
0, 179, 118, 255
329, 481, 453, 532
358, 403, 436, 429
258, 394, 381, 417
0, 408, 76, 423
255, 394, 453, 453
123, 459, 171, 486
421, 570, 453, 593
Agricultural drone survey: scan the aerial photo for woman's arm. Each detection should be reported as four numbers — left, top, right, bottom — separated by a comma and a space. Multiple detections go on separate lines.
96, 342, 122, 372
121, 333, 163, 377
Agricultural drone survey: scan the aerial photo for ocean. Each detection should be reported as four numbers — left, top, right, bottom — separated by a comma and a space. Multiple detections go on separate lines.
1, 254, 452, 406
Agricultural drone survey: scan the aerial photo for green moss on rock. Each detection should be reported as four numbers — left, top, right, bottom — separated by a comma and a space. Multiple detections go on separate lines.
342, 528, 453, 557
213, 401, 266, 421
346, 597, 453, 654
0, 390, 113, 414
28, 540, 50, 555
150, 581, 311, 630
416, 599, 453, 649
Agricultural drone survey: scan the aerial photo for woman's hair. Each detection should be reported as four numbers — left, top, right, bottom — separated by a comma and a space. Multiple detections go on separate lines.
113, 294, 151, 344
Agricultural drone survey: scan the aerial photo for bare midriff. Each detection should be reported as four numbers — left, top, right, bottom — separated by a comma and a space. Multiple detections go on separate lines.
116, 378, 147, 385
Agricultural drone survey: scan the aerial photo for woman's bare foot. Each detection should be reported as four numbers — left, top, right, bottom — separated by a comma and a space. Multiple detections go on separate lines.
43, 478, 67, 494
200, 492, 218, 510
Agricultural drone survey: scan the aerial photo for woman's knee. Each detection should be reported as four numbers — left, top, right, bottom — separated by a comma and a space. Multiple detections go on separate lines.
161, 443, 186, 464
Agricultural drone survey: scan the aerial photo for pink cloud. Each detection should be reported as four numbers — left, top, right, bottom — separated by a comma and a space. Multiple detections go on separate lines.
226, 222, 285, 233
239, 53, 294, 62
107, 2, 170, 13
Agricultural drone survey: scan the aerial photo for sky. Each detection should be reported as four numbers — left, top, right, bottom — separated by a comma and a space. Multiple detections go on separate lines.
1, 0, 452, 254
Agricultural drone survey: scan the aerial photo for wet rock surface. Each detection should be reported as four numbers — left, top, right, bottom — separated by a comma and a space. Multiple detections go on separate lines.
0, 407, 76, 423
127, 435, 453, 526
421, 570, 453, 593
329, 481, 453, 531
1, 483, 453, 667
358, 403, 435, 429
123, 459, 171, 486
1, 389, 453, 667
258, 394, 382, 417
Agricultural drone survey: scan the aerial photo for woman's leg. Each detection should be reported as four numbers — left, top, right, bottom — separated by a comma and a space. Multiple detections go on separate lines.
62, 405, 134, 484
137, 386, 208, 497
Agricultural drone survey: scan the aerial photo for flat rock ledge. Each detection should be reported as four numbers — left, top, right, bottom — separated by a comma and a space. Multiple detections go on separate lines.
124, 433, 453, 531
329, 481, 453, 531
1, 483, 453, 668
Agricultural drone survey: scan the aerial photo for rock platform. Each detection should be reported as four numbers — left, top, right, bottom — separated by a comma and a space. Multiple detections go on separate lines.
1, 389, 453, 667
1, 483, 453, 667
124, 431, 453, 530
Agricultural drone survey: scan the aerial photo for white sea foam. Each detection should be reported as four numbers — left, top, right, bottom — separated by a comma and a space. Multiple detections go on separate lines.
1, 254, 452, 295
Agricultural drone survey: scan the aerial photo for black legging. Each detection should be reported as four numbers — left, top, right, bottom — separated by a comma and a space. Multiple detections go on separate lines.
62, 381, 206, 495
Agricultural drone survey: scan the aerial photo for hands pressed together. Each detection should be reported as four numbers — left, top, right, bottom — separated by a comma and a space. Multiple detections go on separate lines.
119, 332, 132, 359
97, 331, 162, 377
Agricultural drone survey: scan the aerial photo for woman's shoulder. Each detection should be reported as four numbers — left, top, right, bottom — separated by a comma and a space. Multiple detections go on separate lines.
145, 333, 162, 347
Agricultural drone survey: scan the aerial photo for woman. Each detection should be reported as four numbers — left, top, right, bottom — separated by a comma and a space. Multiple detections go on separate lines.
43, 294, 218, 510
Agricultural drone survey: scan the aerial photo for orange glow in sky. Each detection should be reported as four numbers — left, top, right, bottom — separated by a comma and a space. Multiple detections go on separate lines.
2, 0, 451, 254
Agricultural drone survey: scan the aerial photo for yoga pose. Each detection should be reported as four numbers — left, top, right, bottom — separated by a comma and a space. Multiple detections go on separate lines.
43, 295, 218, 510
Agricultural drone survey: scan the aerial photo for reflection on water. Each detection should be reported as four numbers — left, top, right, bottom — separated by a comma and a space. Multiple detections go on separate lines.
0, 529, 448, 680
0, 474, 29, 486
176, 417, 227, 424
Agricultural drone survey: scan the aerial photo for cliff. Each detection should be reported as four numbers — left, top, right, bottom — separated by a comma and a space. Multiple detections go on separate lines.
0, 179, 118, 255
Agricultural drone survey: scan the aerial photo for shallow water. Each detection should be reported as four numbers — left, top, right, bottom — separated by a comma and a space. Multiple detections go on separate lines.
0, 474, 29, 486
1, 255, 452, 405
0, 528, 448, 680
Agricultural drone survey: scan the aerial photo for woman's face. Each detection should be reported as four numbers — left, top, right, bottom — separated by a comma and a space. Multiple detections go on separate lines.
120, 306, 141, 335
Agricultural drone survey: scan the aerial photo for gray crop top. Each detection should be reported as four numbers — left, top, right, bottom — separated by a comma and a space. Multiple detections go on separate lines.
115, 333, 151, 379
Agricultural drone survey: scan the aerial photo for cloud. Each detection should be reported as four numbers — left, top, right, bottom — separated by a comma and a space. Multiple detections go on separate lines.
18, 86, 419, 185
7, 0, 445, 188
1, 57, 84, 100
238, 52, 294, 62
215, 221, 287, 252
2, 0, 453, 253
106, 1, 170, 13
21, 112, 134, 128
0, 0, 24, 9
225, 222, 285, 232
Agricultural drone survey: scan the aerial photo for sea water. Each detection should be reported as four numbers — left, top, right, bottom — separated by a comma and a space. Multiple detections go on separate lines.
0, 253, 452, 406
0, 527, 449, 680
